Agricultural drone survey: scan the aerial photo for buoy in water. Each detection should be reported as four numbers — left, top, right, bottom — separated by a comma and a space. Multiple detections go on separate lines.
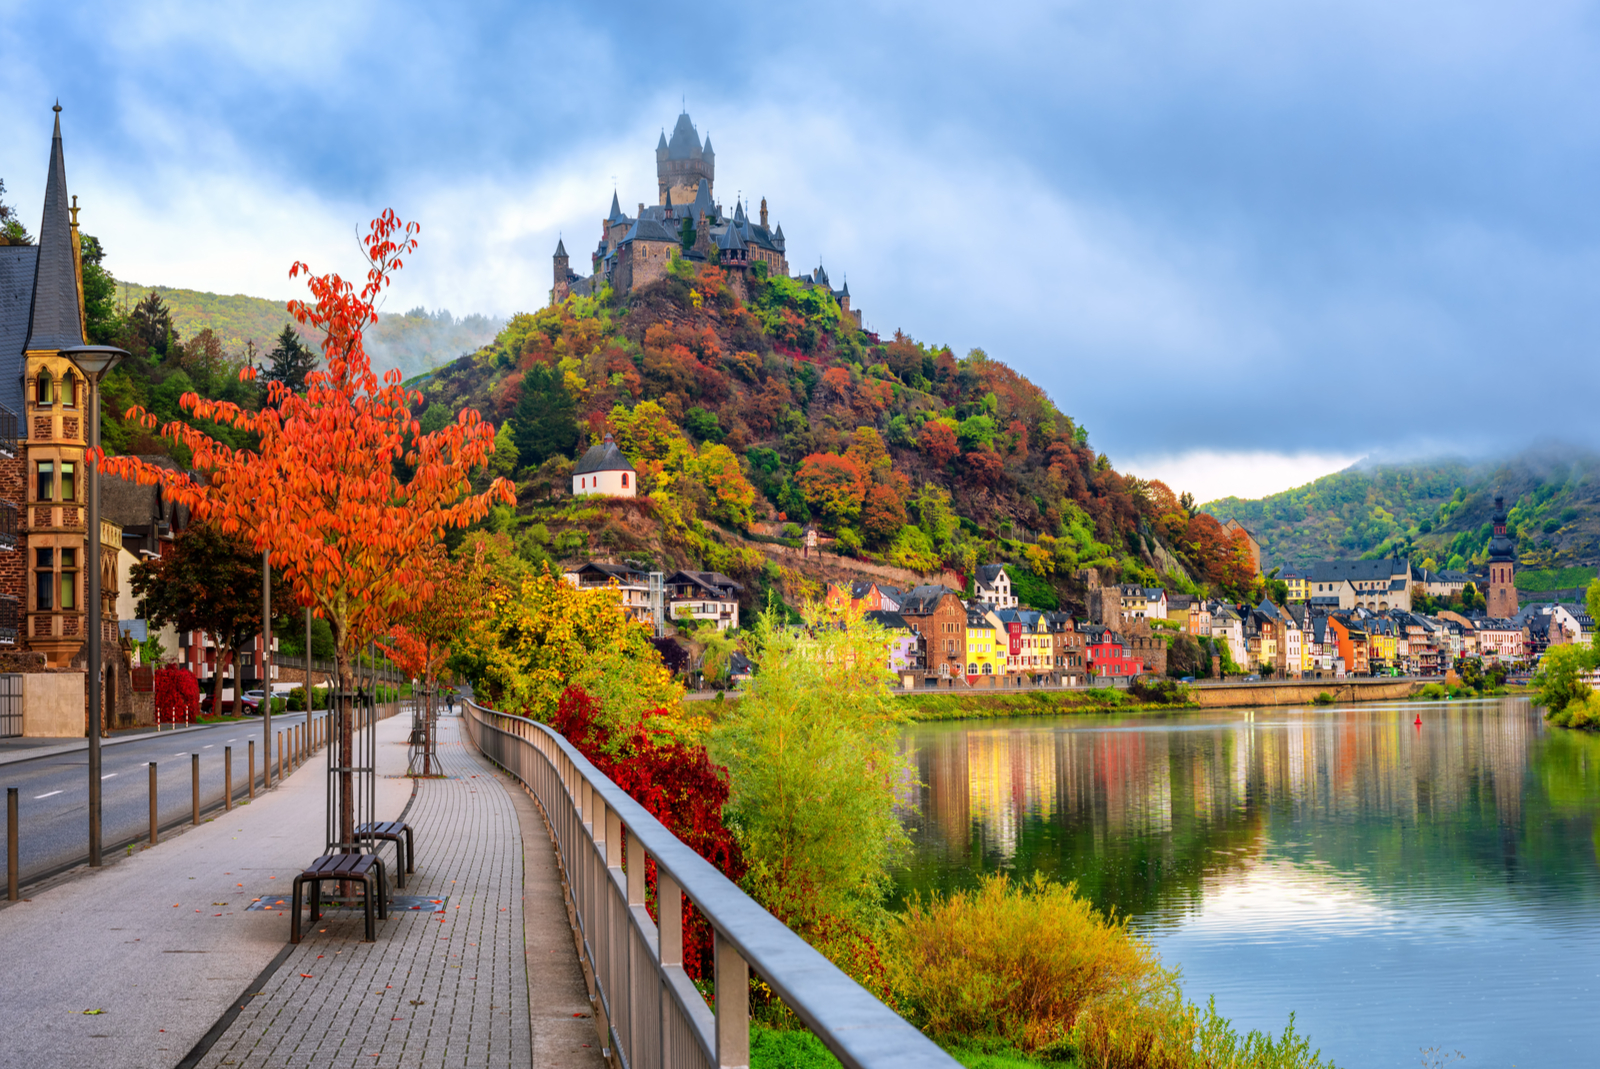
1414, 714, 1422, 727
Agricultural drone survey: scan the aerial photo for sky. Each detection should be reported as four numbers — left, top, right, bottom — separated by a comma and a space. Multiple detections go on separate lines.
2, 0, 1596, 504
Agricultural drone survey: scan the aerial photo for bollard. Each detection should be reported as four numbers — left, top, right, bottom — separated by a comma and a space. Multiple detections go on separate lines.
149, 763, 158, 844
191, 754, 200, 826
248, 741, 255, 800
276, 733, 283, 783
224, 746, 233, 812
7, 787, 17, 901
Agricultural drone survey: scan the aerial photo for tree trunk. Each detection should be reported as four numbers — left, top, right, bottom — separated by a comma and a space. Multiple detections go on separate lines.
334, 647, 355, 851
210, 641, 230, 718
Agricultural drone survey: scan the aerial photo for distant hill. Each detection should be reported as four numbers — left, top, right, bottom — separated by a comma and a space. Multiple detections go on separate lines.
1204, 448, 1600, 574
116, 282, 502, 380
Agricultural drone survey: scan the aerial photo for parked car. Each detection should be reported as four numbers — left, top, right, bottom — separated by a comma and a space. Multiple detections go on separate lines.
240, 690, 267, 714
1244, 674, 1261, 682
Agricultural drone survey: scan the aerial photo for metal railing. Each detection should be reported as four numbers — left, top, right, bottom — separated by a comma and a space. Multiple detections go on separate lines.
463, 699, 956, 1069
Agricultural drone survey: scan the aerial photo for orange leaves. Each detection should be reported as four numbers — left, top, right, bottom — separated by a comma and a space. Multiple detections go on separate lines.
100, 210, 506, 669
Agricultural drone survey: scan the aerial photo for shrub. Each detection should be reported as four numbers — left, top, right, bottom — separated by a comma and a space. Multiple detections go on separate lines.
1312, 691, 1336, 706
155, 666, 199, 723
888, 873, 1174, 1055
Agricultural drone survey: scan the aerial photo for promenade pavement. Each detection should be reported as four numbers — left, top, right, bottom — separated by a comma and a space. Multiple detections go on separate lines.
0, 711, 604, 1069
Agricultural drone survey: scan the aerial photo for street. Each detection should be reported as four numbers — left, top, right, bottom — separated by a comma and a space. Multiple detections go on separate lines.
0, 712, 317, 888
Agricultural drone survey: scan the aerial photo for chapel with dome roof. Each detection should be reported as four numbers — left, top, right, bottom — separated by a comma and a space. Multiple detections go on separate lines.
1486, 494, 1518, 618
550, 111, 860, 327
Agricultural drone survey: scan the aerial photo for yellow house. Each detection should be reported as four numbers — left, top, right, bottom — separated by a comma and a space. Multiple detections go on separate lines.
1282, 565, 1309, 604
964, 608, 1003, 685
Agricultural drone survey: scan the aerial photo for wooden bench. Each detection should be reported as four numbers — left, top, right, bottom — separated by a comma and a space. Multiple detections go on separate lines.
355, 821, 415, 889
290, 853, 389, 943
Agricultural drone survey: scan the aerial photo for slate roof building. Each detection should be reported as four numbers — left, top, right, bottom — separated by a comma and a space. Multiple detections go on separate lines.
571, 432, 636, 498
0, 105, 121, 671
551, 111, 862, 327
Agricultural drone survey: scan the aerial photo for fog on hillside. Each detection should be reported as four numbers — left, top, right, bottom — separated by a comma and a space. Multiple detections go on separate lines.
366, 307, 504, 380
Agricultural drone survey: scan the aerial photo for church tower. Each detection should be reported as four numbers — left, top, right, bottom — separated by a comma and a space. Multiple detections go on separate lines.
551, 238, 570, 304
1486, 494, 1518, 618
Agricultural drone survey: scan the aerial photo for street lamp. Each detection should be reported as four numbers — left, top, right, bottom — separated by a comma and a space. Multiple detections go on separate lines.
61, 344, 128, 869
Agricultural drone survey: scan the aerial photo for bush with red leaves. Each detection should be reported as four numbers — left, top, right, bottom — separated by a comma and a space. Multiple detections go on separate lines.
155, 666, 200, 725
552, 685, 744, 979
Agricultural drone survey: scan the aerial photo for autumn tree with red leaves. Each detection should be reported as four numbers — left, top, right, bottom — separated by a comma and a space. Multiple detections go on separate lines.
102, 211, 514, 842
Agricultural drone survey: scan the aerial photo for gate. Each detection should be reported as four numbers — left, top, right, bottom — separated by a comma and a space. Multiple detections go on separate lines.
0, 673, 21, 737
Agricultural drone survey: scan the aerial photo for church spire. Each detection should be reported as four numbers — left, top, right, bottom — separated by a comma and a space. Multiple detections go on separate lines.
26, 101, 84, 352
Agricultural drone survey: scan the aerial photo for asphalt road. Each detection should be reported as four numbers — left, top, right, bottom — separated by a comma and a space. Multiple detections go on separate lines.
0, 712, 324, 888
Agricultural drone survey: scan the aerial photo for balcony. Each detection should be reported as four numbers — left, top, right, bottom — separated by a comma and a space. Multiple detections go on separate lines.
0, 499, 14, 552
0, 595, 17, 645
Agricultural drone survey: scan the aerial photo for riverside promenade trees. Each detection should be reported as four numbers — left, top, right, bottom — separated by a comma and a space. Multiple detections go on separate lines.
102, 210, 513, 846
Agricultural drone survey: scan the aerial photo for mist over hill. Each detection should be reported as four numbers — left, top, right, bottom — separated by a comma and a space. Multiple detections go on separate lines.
116, 282, 502, 380
1204, 445, 1600, 574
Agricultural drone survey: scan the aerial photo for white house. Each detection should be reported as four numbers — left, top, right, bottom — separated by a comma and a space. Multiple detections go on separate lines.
974, 564, 1017, 609
572, 433, 637, 497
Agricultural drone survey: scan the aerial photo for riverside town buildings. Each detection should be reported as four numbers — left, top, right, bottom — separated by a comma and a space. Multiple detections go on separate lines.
550, 111, 862, 327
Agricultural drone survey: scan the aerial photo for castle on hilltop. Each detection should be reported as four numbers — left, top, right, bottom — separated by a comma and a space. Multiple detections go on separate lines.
552, 111, 860, 326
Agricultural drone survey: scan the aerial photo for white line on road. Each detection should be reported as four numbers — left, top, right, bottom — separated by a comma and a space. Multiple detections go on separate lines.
174, 753, 187, 757
203, 744, 213, 748
101, 773, 117, 780
33, 790, 62, 799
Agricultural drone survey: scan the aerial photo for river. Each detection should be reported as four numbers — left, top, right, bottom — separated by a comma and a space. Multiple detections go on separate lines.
892, 697, 1600, 1068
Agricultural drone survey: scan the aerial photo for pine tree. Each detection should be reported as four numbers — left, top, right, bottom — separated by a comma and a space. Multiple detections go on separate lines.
511, 363, 578, 468
265, 323, 318, 392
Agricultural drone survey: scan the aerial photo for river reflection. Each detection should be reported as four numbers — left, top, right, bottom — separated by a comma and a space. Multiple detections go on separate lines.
894, 698, 1600, 1068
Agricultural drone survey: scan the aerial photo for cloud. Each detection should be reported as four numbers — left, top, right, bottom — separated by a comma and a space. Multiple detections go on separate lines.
4, 0, 1600, 473
1116, 450, 1364, 506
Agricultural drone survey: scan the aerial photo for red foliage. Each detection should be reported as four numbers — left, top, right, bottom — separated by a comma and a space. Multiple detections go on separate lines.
552, 686, 744, 979
963, 449, 1005, 487
920, 422, 958, 466
155, 666, 200, 725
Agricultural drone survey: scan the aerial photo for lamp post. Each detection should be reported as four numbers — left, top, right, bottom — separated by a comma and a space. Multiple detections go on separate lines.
61, 344, 128, 869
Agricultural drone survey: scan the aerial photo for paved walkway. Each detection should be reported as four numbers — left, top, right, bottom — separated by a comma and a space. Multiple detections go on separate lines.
0, 712, 604, 1069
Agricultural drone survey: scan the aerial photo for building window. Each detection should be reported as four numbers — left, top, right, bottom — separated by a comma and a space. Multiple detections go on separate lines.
35, 548, 53, 611
622, 472, 629, 488
60, 462, 75, 502
36, 370, 52, 407
36, 461, 53, 502
61, 372, 77, 408
60, 548, 76, 610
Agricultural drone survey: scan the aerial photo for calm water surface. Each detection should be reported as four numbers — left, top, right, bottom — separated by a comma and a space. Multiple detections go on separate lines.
893, 697, 1600, 1068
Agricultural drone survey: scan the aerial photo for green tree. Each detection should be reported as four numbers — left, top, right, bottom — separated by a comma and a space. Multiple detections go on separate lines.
264, 323, 318, 392
130, 291, 179, 359
488, 421, 520, 480
510, 363, 579, 469
0, 178, 29, 245
131, 523, 295, 715
1533, 642, 1596, 717
79, 234, 121, 344
709, 603, 911, 948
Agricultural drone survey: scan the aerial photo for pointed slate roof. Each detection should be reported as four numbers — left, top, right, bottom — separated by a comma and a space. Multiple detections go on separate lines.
574, 432, 635, 475
702, 134, 714, 159
26, 105, 84, 353
554, 237, 568, 257
608, 191, 624, 224
657, 130, 669, 152
715, 222, 747, 252
691, 178, 715, 220
0, 246, 38, 415
667, 112, 702, 160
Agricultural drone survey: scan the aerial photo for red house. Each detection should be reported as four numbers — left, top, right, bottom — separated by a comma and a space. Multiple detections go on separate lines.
1086, 630, 1144, 680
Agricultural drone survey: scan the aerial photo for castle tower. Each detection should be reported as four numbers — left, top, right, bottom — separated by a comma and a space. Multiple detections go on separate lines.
551, 238, 570, 304
1486, 494, 1518, 618
657, 112, 714, 208
760, 197, 768, 228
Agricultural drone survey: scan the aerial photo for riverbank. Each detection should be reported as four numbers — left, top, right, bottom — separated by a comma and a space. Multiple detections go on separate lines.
901, 689, 1198, 722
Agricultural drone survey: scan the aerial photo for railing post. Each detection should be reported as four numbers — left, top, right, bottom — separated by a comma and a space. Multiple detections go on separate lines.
191, 753, 200, 825
6, 786, 17, 901
715, 930, 750, 1069
658, 873, 682, 965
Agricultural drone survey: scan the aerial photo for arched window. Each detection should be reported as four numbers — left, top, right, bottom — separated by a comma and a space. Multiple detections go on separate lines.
61, 372, 77, 409
36, 369, 52, 407
982, 663, 993, 675
967, 663, 978, 675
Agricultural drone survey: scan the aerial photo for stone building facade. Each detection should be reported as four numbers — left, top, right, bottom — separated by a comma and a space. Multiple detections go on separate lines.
898, 585, 967, 685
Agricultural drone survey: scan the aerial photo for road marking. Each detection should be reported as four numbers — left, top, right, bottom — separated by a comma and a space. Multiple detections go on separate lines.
174, 753, 187, 757
34, 790, 62, 799
101, 773, 117, 780
203, 744, 214, 749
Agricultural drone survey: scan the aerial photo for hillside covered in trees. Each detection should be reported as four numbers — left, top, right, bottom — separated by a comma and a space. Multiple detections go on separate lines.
1206, 449, 1600, 575
412, 256, 1260, 612
115, 282, 500, 380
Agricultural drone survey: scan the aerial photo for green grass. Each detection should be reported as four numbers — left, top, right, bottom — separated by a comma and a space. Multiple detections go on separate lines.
750, 1025, 1069, 1069
1515, 566, 1597, 592
898, 689, 1196, 723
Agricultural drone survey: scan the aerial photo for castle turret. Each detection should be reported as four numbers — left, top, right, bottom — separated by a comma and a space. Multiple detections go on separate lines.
658, 111, 714, 207
760, 197, 768, 228
552, 238, 571, 304
1486, 494, 1518, 618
